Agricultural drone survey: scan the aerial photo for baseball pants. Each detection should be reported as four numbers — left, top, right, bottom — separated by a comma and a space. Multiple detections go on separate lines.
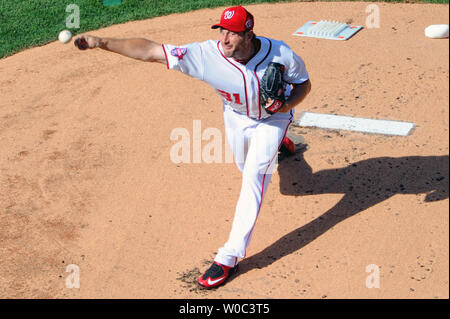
214, 105, 294, 267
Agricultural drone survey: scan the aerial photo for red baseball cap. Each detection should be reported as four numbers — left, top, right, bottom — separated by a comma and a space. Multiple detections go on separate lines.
211, 5, 254, 32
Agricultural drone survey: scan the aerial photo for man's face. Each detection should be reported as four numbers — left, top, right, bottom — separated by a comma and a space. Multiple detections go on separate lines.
219, 28, 252, 58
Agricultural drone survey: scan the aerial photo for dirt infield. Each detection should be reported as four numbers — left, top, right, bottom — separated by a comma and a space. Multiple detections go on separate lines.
0, 2, 448, 298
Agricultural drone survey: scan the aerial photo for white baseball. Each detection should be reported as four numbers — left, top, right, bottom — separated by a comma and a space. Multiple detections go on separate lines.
424, 24, 449, 39
58, 30, 73, 44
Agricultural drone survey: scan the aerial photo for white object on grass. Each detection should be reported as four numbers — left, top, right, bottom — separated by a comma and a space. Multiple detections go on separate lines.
58, 30, 72, 44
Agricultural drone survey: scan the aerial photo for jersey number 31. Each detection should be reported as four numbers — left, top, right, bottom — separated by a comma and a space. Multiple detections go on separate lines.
217, 89, 243, 105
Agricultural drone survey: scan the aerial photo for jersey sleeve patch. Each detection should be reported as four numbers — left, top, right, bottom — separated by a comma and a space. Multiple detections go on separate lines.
163, 42, 205, 81
171, 47, 188, 60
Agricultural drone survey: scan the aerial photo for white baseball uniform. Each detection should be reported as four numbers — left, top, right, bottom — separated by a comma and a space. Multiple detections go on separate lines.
163, 37, 309, 267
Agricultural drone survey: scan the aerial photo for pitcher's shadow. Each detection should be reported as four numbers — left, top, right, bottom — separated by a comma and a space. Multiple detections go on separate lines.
232, 145, 449, 279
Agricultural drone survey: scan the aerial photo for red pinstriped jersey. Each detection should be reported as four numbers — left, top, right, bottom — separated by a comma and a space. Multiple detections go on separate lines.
163, 37, 309, 120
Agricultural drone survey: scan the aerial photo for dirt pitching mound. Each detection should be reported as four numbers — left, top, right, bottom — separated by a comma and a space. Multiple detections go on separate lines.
0, 2, 448, 298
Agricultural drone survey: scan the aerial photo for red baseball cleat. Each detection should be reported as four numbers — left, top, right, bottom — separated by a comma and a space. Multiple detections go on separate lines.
280, 136, 296, 156
198, 262, 238, 289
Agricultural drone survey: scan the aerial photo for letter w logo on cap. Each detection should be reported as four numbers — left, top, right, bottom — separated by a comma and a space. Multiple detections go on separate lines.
224, 10, 235, 19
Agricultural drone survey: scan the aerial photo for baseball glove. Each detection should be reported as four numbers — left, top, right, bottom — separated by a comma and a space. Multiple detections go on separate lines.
260, 62, 286, 114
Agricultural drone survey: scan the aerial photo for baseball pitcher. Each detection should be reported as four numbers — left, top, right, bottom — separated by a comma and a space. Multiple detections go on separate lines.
75, 5, 311, 289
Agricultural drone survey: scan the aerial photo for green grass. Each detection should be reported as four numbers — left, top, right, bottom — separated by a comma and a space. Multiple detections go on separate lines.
0, 0, 448, 58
